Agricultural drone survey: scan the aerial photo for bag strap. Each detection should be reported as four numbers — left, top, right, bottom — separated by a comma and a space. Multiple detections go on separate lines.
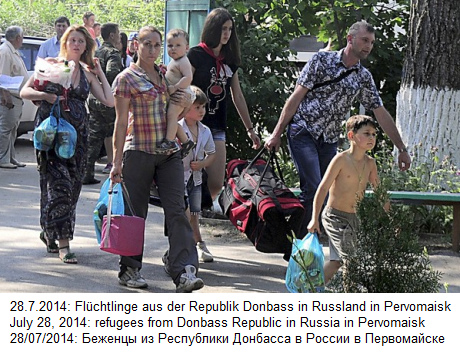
51, 96, 60, 121
246, 148, 285, 184
104, 181, 138, 240
103, 181, 116, 245
120, 181, 137, 217
245, 147, 267, 170
50, 96, 61, 125
246, 149, 283, 211
310, 67, 358, 91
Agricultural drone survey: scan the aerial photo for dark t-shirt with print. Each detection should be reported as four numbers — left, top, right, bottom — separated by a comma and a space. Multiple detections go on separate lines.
188, 46, 238, 131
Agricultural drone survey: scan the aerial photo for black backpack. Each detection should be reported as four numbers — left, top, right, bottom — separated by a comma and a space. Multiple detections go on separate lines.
219, 149, 305, 259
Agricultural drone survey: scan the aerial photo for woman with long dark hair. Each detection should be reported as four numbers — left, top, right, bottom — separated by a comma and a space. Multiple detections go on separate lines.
188, 8, 261, 203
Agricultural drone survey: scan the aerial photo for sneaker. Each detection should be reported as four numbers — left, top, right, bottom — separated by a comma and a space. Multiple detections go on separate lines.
176, 265, 204, 293
181, 139, 196, 158
102, 163, 112, 174
156, 139, 180, 154
196, 241, 214, 262
118, 267, 148, 288
162, 250, 171, 276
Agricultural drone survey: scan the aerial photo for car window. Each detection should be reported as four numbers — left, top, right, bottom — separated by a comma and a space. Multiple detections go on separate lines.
19, 43, 40, 71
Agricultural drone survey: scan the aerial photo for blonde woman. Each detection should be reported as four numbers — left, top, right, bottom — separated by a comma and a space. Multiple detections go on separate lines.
20, 25, 114, 264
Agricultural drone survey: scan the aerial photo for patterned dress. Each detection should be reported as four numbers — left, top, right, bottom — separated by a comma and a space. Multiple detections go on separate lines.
35, 67, 90, 240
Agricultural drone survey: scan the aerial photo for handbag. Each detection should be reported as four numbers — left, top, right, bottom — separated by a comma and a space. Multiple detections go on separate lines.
100, 181, 145, 256
93, 178, 124, 244
285, 232, 325, 293
33, 98, 59, 151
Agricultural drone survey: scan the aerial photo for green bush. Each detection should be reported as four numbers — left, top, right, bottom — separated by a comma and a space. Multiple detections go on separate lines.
327, 184, 442, 293
373, 142, 460, 235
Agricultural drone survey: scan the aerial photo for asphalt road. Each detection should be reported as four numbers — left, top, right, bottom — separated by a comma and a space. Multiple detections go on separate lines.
0, 135, 459, 293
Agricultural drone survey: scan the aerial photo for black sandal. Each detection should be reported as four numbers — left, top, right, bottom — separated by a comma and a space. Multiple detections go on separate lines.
39, 231, 59, 253
59, 246, 78, 264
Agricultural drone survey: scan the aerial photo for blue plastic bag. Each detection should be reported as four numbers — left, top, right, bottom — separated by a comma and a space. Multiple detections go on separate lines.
55, 115, 77, 159
33, 99, 58, 151
93, 179, 124, 244
285, 232, 325, 293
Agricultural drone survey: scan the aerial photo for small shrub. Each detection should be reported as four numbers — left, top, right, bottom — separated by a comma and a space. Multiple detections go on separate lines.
327, 184, 442, 293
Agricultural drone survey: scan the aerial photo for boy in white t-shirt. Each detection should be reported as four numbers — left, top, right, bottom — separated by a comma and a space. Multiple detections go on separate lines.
180, 86, 216, 261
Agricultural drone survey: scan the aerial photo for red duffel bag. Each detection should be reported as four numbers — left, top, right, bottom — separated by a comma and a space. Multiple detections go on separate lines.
219, 149, 304, 260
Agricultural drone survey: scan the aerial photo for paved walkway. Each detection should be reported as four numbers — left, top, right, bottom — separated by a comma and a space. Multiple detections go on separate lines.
0, 137, 458, 293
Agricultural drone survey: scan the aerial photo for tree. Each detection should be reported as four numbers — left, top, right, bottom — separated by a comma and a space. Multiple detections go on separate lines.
396, 0, 460, 169
0, 0, 164, 37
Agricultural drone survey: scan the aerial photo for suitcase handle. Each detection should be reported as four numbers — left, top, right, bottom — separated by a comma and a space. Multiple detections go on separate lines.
245, 148, 286, 184
244, 148, 285, 211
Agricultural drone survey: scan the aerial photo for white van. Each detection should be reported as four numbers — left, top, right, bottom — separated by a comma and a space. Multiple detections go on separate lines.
1, 35, 46, 136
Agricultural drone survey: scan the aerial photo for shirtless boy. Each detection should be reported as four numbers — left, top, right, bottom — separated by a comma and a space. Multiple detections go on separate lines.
307, 115, 381, 284
157, 28, 194, 155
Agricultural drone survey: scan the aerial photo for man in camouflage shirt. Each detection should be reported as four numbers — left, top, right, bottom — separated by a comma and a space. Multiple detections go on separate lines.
83, 23, 123, 184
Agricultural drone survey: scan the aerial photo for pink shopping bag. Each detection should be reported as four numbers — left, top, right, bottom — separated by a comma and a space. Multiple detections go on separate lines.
100, 181, 145, 256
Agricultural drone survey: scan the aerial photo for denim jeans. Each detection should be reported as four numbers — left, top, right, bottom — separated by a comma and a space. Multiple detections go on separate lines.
186, 179, 202, 214
287, 123, 337, 235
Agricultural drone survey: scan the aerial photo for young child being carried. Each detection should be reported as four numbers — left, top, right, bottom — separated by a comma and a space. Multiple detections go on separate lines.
157, 28, 195, 156
307, 115, 385, 286
180, 86, 216, 262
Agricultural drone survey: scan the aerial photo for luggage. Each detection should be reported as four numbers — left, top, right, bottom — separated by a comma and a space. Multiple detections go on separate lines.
219, 149, 304, 258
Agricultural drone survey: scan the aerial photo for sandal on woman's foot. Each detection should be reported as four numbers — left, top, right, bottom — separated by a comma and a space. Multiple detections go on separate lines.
39, 231, 59, 253
59, 246, 78, 264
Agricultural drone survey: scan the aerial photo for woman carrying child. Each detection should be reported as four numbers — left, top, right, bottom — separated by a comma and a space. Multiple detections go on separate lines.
110, 26, 204, 292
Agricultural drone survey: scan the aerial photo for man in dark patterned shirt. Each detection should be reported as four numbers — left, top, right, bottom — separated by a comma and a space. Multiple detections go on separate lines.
83, 22, 123, 184
265, 20, 411, 235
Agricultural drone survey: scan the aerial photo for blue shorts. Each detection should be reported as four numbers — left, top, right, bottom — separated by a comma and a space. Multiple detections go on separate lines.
186, 181, 202, 214
210, 128, 226, 142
